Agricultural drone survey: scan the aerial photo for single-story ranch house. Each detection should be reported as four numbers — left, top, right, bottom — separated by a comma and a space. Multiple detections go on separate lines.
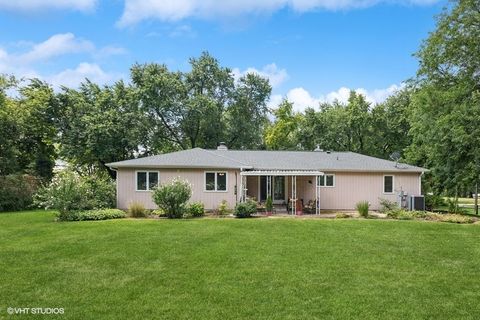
106, 144, 427, 213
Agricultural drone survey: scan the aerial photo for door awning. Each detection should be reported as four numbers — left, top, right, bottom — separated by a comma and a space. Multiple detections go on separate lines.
240, 170, 324, 176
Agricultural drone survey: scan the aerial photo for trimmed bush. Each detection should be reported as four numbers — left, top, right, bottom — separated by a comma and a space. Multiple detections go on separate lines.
0, 175, 40, 212
356, 201, 370, 218
58, 209, 126, 221
186, 202, 205, 217
234, 200, 257, 218
152, 179, 192, 219
128, 202, 146, 218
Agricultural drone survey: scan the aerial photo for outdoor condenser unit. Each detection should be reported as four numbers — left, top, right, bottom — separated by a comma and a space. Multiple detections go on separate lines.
408, 195, 425, 211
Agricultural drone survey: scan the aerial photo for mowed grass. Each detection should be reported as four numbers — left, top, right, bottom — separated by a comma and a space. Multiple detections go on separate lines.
1, 211, 480, 320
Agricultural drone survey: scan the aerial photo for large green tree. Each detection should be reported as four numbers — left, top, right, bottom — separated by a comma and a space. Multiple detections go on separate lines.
0, 77, 57, 180
131, 52, 271, 151
406, 0, 480, 194
264, 99, 302, 150
57, 80, 147, 178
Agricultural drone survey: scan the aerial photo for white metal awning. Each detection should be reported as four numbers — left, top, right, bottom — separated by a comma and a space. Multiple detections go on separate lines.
240, 170, 324, 176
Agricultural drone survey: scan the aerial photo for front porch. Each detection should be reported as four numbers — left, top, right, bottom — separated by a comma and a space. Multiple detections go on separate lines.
239, 170, 324, 215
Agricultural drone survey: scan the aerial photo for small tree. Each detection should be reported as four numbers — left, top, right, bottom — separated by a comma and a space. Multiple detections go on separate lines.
152, 179, 192, 218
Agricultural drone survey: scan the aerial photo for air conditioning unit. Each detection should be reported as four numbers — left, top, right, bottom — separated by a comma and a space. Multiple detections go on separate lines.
408, 195, 425, 211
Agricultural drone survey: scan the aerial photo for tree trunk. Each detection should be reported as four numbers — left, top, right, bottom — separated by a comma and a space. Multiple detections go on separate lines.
475, 182, 478, 215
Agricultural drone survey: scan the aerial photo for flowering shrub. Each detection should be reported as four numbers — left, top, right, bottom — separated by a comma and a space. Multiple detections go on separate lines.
152, 178, 192, 219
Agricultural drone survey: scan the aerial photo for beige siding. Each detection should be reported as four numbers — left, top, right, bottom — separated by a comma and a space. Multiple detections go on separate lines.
117, 168, 239, 210
117, 168, 421, 211
310, 172, 420, 210
246, 172, 421, 210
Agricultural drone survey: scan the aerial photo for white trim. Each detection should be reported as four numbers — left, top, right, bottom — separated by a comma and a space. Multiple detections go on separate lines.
204, 171, 228, 193
135, 170, 160, 192
383, 174, 395, 194
317, 174, 335, 188
241, 170, 324, 176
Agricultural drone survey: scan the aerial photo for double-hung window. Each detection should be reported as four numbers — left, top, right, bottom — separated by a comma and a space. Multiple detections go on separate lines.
136, 171, 159, 191
317, 174, 335, 187
205, 172, 227, 192
383, 175, 394, 194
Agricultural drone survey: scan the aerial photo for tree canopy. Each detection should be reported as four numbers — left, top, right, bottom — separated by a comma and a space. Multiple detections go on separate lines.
1, 0, 478, 197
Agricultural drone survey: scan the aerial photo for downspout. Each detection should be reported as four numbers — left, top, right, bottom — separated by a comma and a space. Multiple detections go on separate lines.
235, 170, 238, 204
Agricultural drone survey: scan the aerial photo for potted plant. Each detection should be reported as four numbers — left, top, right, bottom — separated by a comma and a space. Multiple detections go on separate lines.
265, 196, 273, 216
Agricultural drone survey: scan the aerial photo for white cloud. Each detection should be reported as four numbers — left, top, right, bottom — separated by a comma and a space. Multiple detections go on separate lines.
286, 87, 321, 112
232, 63, 288, 88
118, 0, 439, 26
0, 0, 96, 12
48, 62, 123, 88
0, 33, 125, 89
271, 84, 404, 112
19, 33, 94, 63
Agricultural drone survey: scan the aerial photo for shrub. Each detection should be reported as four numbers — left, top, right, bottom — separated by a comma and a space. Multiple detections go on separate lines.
186, 202, 205, 218
34, 170, 115, 214
128, 202, 146, 218
386, 209, 428, 220
446, 197, 465, 214
425, 194, 445, 211
335, 213, 350, 219
81, 173, 116, 209
152, 179, 192, 219
0, 174, 40, 211
378, 198, 398, 213
356, 201, 370, 218
217, 200, 229, 216
426, 213, 474, 224
265, 196, 273, 212
57, 209, 126, 221
234, 199, 257, 218
152, 209, 167, 217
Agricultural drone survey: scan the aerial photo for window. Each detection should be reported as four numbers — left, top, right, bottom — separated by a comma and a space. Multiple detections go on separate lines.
205, 171, 227, 192
318, 174, 335, 187
136, 171, 159, 191
383, 175, 394, 194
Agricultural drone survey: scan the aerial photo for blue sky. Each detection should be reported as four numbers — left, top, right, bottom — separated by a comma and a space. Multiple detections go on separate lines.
0, 0, 446, 110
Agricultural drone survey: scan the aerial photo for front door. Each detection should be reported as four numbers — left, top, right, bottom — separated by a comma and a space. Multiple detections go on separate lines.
259, 176, 286, 204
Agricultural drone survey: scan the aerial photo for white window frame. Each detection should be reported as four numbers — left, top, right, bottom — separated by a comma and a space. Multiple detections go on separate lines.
204, 171, 228, 192
135, 170, 160, 192
383, 175, 395, 194
317, 174, 335, 188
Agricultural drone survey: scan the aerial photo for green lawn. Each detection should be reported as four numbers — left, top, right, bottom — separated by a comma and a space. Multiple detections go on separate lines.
1, 211, 480, 319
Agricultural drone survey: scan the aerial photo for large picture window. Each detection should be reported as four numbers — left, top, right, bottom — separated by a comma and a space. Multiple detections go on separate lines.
317, 174, 335, 187
383, 175, 394, 194
136, 171, 159, 191
205, 172, 227, 192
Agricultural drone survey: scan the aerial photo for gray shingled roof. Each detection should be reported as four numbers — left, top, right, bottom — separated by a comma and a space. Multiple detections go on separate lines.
106, 148, 427, 173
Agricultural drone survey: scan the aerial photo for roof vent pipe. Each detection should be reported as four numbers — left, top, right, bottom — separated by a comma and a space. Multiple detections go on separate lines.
217, 142, 228, 151
314, 145, 323, 152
